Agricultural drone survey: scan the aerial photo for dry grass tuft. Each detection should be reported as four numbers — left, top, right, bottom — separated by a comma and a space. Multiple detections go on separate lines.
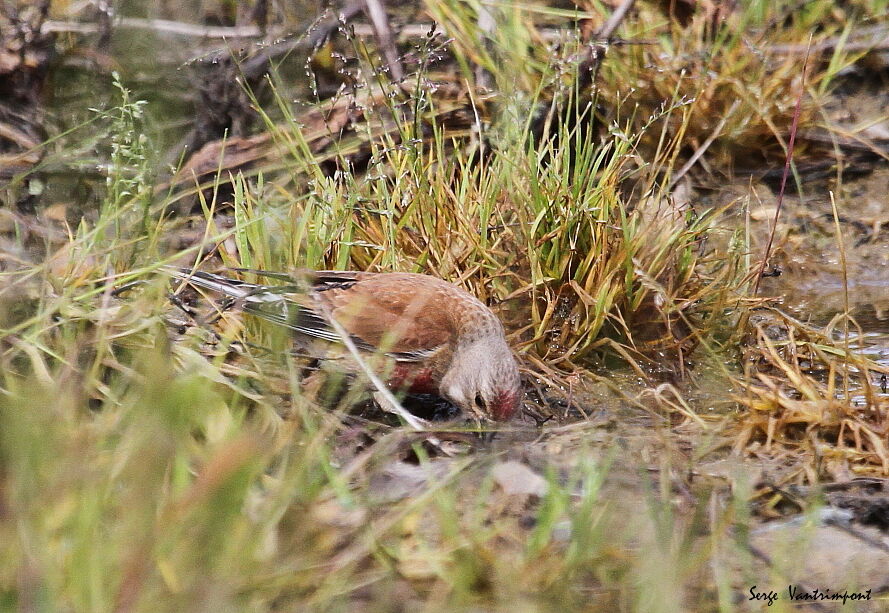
735, 308, 889, 479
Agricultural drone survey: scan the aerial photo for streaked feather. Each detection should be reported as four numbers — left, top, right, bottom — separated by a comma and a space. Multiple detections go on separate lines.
166, 267, 434, 362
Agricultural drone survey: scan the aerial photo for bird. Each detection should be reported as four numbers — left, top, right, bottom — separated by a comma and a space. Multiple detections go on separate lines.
167, 268, 522, 421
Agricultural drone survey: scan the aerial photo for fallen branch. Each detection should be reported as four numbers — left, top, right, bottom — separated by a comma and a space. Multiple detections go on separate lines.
42, 17, 651, 45
363, 0, 404, 81
43, 17, 266, 38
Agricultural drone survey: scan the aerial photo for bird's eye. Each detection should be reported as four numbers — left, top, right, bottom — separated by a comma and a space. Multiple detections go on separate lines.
474, 394, 486, 409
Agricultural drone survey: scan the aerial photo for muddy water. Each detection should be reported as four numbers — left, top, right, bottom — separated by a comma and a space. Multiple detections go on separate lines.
708, 165, 889, 382
7, 7, 320, 214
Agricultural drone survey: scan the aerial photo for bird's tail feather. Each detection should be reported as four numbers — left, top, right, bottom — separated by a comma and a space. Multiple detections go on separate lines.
164, 267, 301, 304
165, 267, 366, 349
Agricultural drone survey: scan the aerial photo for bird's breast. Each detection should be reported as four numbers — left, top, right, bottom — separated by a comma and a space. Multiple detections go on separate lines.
387, 363, 438, 395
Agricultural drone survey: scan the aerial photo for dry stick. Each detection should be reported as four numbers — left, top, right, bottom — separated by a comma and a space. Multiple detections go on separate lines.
474, 2, 496, 91
827, 517, 889, 556
43, 5, 368, 76
528, 0, 635, 160
829, 191, 851, 400
42, 17, 267, 37
578, 0, 635, 106
597, 0, 636, 40
241, 2, 365, 77
771, 25, 889, 54
751, 36, 813, 298
319, 306, 428, 432
42, 18, 653, 44
363, 0, 404, 81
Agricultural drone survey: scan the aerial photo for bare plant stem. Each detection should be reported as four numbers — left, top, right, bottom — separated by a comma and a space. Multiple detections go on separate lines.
829, 190, 850, 399
751, 35, 813, 297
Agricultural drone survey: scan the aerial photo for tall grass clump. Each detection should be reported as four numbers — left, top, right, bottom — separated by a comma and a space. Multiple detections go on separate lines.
179, 0, 889, 379
192, 36, 748, 383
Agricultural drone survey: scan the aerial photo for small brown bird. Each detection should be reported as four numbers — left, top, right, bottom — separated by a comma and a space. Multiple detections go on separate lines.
169, 268, 522, 421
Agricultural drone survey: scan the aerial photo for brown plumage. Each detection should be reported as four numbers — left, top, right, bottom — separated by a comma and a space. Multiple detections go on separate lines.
169, 268, 522, 421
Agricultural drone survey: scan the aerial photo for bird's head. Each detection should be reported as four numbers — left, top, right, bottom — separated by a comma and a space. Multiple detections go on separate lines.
440, 338, 522, 421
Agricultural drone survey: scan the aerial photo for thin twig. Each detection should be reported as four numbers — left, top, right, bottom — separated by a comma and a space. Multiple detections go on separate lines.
596, 0, 635, 40
240, 2, 365, 76
770, 25, 889, 54
42, 18, 651, 45
43, 17, 266, 37
474, 1, 496, 90
577, 0, 635, 98
826, 518, 889, 555
320, 306, 427, 432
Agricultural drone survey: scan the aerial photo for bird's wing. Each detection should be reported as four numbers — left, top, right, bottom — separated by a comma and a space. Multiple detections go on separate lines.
312, 272, 456, 357
167, 268, 451, 361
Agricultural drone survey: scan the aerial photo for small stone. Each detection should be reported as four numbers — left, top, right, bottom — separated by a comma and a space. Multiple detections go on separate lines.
491, 461, 547, 497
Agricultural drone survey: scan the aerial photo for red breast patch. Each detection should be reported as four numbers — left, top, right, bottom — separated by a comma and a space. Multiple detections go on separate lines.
387, 363, 437, 394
